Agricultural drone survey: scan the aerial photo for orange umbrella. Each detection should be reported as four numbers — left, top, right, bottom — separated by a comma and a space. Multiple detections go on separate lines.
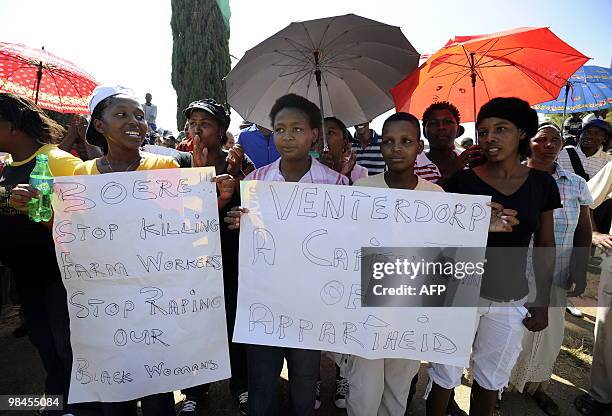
391, 27, 589, 124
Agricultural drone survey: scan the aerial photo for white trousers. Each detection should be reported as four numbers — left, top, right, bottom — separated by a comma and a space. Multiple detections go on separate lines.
428, 298, 528, 396
345, 356, 420, 416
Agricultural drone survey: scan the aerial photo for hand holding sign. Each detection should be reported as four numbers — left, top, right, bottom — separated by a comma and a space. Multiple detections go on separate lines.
214, 174, 235, 208
225, 206, 249, 230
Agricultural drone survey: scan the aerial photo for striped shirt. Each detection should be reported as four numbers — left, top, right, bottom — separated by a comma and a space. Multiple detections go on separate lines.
176, 137, 193, 152
557, 145, 612, 179
245, 156, 349, 185
352, 130, 385, 175
414, 152, 442, 183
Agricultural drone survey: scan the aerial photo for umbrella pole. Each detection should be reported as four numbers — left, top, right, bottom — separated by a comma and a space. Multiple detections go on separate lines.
561, 82, 570, 136
314, 51, 328, 151
470, 53, 477, 143
34, 62, 43, 105
34, 46, 45, 105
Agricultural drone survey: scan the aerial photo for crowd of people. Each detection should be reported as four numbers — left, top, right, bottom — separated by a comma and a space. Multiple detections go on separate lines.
0, 83, 610, 416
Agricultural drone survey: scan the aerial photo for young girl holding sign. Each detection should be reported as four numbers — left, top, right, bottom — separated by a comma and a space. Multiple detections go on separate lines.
75, 85, 235, 416
346, 112, 442, 416
225, 93, 348, 416
346, 111, 521, 416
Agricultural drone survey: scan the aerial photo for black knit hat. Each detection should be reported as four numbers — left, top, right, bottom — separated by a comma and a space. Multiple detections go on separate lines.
476, 97, 539, 139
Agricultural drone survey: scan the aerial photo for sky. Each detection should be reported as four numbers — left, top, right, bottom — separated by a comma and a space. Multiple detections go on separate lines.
1, 0, 611, 136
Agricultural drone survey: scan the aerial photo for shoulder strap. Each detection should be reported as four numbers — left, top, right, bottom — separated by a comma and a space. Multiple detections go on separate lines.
565, 147, 589, 181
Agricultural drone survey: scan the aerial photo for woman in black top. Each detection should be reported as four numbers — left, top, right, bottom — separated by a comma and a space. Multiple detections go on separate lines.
426, 98, 560, 416
179, 99, 255, 415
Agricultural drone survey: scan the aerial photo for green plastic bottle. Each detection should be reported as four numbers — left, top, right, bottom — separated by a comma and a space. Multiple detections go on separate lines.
28, 154, 54, 222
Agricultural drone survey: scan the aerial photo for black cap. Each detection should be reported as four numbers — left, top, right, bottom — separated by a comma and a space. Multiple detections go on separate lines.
183, 99, 230, 130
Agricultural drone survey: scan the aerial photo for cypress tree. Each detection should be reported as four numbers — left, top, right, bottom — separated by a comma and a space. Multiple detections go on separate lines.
170, 0, 230, 129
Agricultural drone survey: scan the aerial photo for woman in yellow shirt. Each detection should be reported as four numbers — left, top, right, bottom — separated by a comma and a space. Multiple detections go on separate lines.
75, 85, 234, 207
77, 85, 235, 416
1, 92, 84, 413
75, 85, 178, 175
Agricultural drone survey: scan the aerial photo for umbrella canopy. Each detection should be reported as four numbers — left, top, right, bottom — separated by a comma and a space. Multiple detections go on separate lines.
225, 14, 420, 132
532, 65, 612, 114
0, 42, 98, 114
391, 27, 589, 123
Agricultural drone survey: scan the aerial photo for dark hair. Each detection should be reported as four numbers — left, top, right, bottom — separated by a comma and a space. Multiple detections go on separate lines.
269, 94, 321, 130
422, 101, 461, 126
324, 116, 350, 141
476, 97, 538, 159
88, 95, 119, 154
0, 93, 66, 144
382, 112, 421, 139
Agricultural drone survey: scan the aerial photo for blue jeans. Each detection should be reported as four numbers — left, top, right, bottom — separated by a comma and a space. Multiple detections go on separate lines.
247, 345, 320, 416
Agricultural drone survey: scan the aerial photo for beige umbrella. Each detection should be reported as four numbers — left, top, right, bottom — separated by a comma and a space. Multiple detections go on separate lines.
225, 14, 420, 148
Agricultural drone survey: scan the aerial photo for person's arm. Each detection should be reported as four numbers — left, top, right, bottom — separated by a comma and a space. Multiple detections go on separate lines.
224, 206, 249, 230
588, 162, 612, 249
214, 174, 236, 210
568, 205, 593, 297
525, 210, 555, 332
57, 120, 79, 153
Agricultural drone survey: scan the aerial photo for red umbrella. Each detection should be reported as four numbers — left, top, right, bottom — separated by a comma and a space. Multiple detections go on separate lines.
391, 27, 589, 124
0, 42, 98, 114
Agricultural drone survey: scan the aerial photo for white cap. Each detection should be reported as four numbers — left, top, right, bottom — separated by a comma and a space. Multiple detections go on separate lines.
88, 84, 135, 114
86, 85, 135, 145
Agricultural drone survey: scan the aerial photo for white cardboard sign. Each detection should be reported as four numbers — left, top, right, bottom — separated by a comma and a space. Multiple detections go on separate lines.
52, 167, 230, 403
234, 180, 491, 367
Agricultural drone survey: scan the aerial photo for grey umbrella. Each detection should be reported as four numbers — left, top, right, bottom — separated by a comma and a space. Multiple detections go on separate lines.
225, 14, 420, 148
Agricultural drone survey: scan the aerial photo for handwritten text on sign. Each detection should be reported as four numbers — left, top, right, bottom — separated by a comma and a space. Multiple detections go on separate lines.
52, 167, 230, 403
234, 181, 491, 367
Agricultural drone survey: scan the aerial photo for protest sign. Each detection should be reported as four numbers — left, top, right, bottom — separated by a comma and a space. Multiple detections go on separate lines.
234, 181, 491, 367
51, 167, 230, 403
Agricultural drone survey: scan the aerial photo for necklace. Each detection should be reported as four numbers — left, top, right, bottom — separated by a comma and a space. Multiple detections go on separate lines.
103, 153, 142, 173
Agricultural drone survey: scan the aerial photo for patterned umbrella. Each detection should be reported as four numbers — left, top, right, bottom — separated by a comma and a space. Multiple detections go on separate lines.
0, 42, 98, 114
532, 65, 612, 114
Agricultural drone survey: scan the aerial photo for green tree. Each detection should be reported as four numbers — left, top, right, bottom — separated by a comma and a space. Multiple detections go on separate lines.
170, 0, 230, 129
